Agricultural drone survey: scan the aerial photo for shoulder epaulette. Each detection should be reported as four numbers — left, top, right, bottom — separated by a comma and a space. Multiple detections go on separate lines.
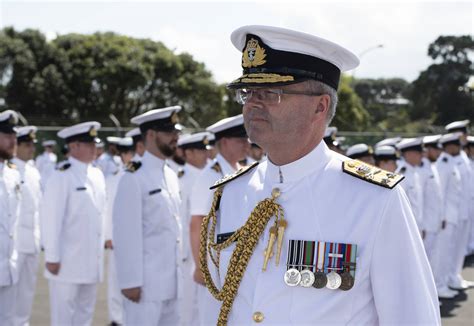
442, 157, 448, 162
211, 161, 222, 174
125, 161, 142, 173
57, 162, 71, 171
342, 159, 404, 189
210, 161, 259, 190
398, 166, 407, 174
6, 161, 17, 169
177, 169, 185, 178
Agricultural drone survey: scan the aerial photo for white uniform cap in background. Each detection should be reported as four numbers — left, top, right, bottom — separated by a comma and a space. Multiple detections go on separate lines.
445, 119, 470, 132
17, 126, 38, 143
41, 140, 57, 147
439, 132, 463, 145
57, 121, 101, 143
131, 106, 182, 132
375, 137, 402, 148
396, 138, 423, 151
346, 143, 373, 158
206, 114, 247, 140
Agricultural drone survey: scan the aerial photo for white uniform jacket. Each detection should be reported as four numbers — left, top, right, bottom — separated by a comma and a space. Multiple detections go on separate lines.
0, 162, 21, 286
436, 152, 462, 225
190, 154, 238, 217
206, 142, 440, 325
96, 152, 121, 178
396, 160, 424, 230
11, 158, 41, 254
113, 151, 182, 302
419, 158, 443, 233
35, 152, 57, 188
40, 157, 106, 283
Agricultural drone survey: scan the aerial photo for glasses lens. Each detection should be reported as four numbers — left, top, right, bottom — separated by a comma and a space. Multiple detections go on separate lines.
236, 89, 249, 105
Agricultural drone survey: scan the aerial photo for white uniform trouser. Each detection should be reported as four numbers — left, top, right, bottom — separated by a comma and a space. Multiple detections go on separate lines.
0, 284, 17, 326
107, 250, 123, 324
13, 252, 39, 326
434, 223, 456, 289
49, 281, 97, 326
449, 219, 471, 283
123, 298, 179, 326
179, 258, 198, 326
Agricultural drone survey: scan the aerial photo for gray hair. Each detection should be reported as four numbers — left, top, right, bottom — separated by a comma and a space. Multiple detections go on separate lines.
305, 80, 338, 126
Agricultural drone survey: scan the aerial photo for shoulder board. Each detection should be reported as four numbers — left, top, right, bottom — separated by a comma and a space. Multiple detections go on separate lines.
342, 159, 404, 189
210, 161, 259, 190
442, 157, 448, 162
6, 161, 17, 169
211, 161, 222, 174
399, 166, 407, 174
126, 161, 142, 173
177, 169, 185, 178
57, 162, 71, 171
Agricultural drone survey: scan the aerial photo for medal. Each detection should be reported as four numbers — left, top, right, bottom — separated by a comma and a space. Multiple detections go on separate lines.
339, 271, 355, 291
299, 269, 315, 287
312, 271, 327, 289
325, 271, 342, 290
284, 268, 301, 287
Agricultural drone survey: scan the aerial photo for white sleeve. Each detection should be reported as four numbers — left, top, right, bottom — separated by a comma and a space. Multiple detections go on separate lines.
112, 172, 143, 289
371, 187, 441, 325
104, 175, 119, 241
40, 171, 68, 263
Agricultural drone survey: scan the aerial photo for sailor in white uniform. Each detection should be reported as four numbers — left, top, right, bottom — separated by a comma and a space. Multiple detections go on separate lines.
126, 127, 145, 162
177, 132, 213, 326
12, 126, 42, 326
35, 139, 57, 189
0, 110, 21, 326
373, 145, 398, 172
104, 137, 135, 326
189, 115, 249, 325
97, 136, 122, 177
199, 25, 440, 325
40, 121, 106, 326
113, 106, 183, 325
395, 138, 424, 234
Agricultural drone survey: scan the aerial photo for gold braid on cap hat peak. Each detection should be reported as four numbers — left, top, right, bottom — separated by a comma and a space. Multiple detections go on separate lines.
199, 186, 284, 325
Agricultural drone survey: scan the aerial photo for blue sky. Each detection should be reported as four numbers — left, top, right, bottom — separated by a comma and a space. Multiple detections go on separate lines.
1, 0, 472, 84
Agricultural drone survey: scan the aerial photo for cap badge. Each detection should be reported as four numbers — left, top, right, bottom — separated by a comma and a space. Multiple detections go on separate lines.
89, 127, 98, 137
242, 38, 267, 68
8, 114, 15, 124
203, 136, 209, 145
29, 130, 36, 140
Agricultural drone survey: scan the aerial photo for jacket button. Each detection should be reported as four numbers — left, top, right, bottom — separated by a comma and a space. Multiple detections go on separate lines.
253, 311, 264, 323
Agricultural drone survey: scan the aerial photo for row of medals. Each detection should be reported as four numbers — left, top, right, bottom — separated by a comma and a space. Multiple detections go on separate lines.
284, 267, 355, 291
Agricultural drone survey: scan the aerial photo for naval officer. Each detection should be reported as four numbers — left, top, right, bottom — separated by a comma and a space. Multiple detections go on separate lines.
0, 110, 21, 326
12, 126, 42, 326
199, 25, 440, 325
113, 106, 183, 325
40, 121, 106, 325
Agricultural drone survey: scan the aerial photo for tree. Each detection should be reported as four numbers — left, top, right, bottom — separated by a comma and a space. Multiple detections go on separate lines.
409, 35, 474, 124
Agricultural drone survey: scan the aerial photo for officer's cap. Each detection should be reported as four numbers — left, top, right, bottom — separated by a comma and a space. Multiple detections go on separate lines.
374, 137, 401, 149
117, 137, 134, 153
106, 136, 122, 145
396, 138, 423, 152
57, 121, 101, 144
131, 106, 182, 133
206, 114, 247, 141
0, 110, 19, 134
42, 140, 56, 147
374, 145, 398, 161
439, 132, 462, 146
346, 143, 373, 159
125, 128, 142, 144
445, 119, 470, 133
467, 136, 474, 146
228, 25, 359, 90
16, 126, 37, 143
423, 135, 442, 149
178, 131, 213, 150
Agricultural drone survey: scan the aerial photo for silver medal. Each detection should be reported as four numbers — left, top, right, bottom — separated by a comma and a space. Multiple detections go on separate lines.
299, 269, 315, 288
284, 268, 301, 287
325, 271, 342, 290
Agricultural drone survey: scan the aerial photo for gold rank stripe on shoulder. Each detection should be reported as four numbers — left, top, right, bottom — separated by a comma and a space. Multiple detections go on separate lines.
125, 161, 142, 173
6, 161, 17, 169
57, 162, 71, 171
210, 161, 259, 190
211, 161, 222, 174
177, 169, 185, 178
342, 159, 404, 189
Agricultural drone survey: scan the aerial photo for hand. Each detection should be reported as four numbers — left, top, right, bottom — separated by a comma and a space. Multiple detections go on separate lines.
46, 262, 61, 275
193, 268, 205, 285
441, 220, 446, 229
121, 287, 141, 303
104, 240, 113, 249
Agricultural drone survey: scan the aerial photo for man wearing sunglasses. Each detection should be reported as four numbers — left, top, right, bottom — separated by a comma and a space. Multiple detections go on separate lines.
199, 25, 440, 325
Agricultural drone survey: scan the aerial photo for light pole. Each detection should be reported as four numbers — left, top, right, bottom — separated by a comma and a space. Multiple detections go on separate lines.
352, 44, 384, 84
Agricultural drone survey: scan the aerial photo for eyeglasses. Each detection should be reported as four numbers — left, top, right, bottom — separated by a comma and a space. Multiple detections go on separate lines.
235, 88, 324, 105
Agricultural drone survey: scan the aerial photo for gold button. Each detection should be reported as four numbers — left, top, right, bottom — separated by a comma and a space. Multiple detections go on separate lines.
271, 188, 281, 199
253, 311, 264, 323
